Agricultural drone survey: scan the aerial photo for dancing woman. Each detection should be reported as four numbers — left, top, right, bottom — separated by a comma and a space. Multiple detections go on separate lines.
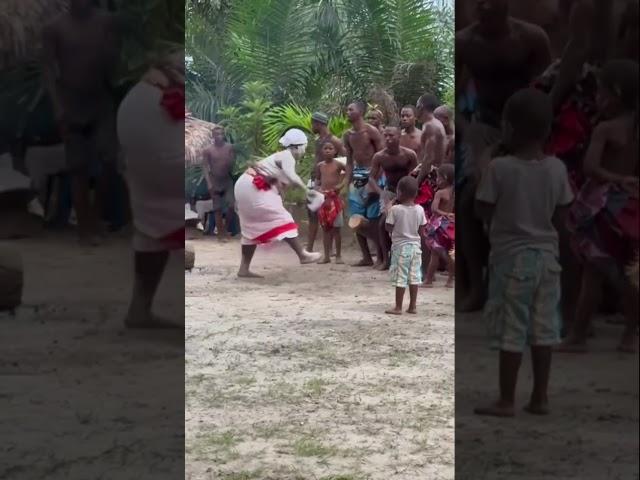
234, 129, 322, 278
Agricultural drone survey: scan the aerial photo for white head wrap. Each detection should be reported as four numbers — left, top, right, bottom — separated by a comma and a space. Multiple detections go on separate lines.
279, 128, 308, 147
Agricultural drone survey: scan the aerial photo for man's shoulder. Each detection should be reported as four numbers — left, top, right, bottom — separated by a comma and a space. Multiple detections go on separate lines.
400, 146, 417, 158
510, 17, 548, 41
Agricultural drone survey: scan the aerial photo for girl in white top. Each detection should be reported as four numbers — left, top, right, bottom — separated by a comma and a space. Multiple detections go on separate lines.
234, 129, 322, 277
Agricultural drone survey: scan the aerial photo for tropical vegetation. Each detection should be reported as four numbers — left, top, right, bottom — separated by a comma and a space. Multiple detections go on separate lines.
186, 0, 454, 179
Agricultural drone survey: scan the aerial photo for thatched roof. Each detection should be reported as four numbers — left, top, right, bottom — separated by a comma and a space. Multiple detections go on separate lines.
0, 0, 68, 69
185, 114, 216, 166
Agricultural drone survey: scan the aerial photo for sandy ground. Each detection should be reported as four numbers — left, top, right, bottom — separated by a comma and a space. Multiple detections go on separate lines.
0, 231, 185, 480
455, 312, 639, 480
185, 237, 455, 480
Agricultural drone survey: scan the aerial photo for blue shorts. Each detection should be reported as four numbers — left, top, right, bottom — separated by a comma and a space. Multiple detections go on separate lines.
390, 243, 423, 287
484, 249, 562, 352
348, 183, 380, 219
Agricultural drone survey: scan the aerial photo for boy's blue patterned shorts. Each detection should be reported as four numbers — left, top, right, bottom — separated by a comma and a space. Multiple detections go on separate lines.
484, 249, 562, 352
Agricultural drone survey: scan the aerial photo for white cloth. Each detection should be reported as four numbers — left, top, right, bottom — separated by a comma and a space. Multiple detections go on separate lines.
279, 128, 308, 147
234, 172, 298, 245
386, 204, 427, 248
255, 150, 305, 187
117, 82, 184, 239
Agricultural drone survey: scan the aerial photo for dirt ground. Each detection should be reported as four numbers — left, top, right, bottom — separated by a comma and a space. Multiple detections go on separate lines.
0, 231, 185, 480
185, 237, 455, 480
455, 312, 639, 480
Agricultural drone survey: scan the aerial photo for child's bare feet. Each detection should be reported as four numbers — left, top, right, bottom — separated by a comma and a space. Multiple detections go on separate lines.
335, 257, 344, 264
406, 307, 417, 314
318, 257, 331, 264
474, 401, 515, 417
385, 307, 403, 315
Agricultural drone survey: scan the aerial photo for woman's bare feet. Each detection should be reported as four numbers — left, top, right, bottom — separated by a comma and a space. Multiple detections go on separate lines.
300, 251, 322, 264
474, 401, 515, 417
385, 307, 403, 315
237, 269, 264, 278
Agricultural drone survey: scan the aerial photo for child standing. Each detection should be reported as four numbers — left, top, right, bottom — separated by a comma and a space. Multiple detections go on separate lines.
385, 176, 428, 315
315, 141, 346, 264
424, 164, 456, 288
474, 88, 574, 417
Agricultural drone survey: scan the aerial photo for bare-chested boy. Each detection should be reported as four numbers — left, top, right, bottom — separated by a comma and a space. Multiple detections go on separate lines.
343, 101, 385, 266
370, 126, 419, 270
434, 105, 455, 164
400, 105, 423, 159
42, 0, 121, 245
307, 112, 346, 252
315, 142, 347, 264
560, 59, 639, 354
202, 125, 235, 240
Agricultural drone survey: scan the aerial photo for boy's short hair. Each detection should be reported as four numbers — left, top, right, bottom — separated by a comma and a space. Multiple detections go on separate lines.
352, 100, 367, 114
401, 105, 418, 115
397, 175, 419, 198
503, 88, 553, 143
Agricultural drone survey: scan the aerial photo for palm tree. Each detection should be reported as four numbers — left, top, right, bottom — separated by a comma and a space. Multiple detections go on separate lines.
186, 0, 454, 123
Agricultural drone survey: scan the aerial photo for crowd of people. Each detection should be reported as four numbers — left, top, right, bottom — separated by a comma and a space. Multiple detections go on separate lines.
202, 96, 456, 314
454, 0, 638, 416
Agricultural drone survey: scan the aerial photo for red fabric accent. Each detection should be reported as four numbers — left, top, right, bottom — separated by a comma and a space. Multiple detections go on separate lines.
160, 87, 186, 120
544, 106, 590, 157
253, 222, 298, 244
415, 181, 434, 206
252, 174, 271, 191
317, 190, 343, 230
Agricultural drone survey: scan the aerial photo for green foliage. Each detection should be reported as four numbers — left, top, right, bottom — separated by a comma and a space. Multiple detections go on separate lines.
216, 81, 273, 174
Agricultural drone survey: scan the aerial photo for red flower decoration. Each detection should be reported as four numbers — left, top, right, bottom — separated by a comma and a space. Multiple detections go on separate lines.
252, 175, 271, 191
160, 87, 186, 121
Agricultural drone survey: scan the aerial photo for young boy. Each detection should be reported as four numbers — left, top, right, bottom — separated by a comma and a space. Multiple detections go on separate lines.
315, 141, 346, 264
385, 176, 428, 315
474, 88, 574, 417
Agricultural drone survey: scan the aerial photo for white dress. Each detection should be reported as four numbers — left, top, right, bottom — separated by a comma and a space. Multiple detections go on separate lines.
234, 150, 302, 245
117, 82, 184, 251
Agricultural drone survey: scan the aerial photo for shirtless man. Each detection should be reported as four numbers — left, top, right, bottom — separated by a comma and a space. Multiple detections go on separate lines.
416, 94, 446, 185
399, 105, 423, 160
434, 105, 455, 164
343, 101, 385, 266
42, 0, 121, 245
455, 1, 552, 311
456, 0, 552, 130
202, 126, 235, 240
307, 112, 346, 252
370, 126, 419, 270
